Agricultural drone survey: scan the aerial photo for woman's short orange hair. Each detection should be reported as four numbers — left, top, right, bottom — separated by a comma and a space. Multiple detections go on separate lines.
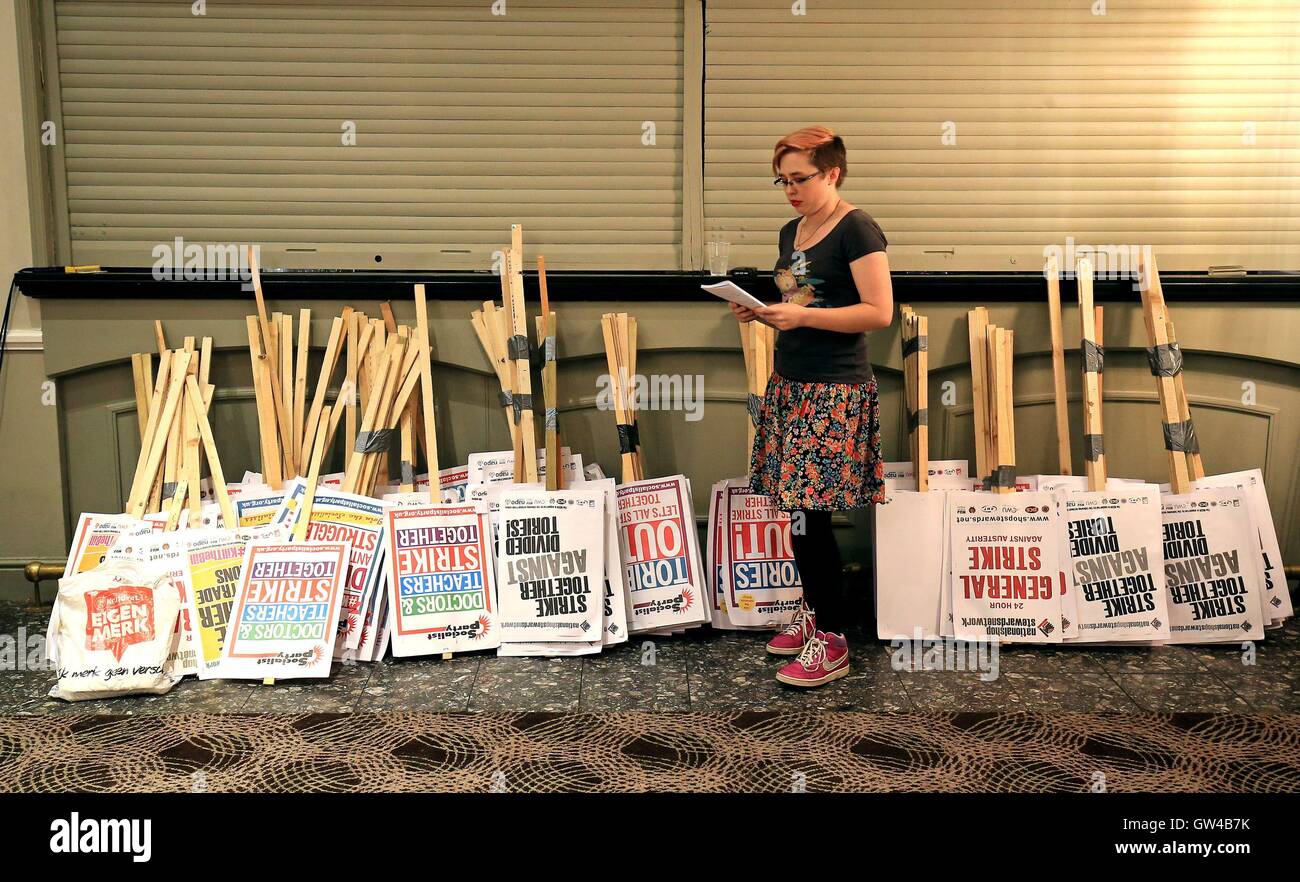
772, 126, 847, 187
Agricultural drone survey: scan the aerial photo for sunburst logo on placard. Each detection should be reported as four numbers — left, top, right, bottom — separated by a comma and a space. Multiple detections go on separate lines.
475, 615, 491, 639
679, 588, 694, 611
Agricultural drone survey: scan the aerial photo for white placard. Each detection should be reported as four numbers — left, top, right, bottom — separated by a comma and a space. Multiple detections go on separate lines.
497, 489, 606, 643
948, 490, 1064, 643
1160, 487, 1267, 644
1055, 488, 1171, 642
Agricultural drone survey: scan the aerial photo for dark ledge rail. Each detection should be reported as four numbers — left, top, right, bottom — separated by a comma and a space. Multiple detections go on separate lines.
13, 267, 1300, 303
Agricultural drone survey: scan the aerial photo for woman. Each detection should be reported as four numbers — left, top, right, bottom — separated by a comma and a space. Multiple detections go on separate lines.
730, 126, 894, 688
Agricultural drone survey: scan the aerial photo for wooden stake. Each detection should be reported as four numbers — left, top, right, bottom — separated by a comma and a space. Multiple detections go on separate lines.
184, 374, 236, 529
246, 315, 283, 489
293, 308, 311, 466
246, 246, 298, 477
154, 320, 167, 356
1045, 255, 1072, 474
293, 408, 332, 543
125, 350, 192, 517
300, 312, 348, 482
414, 283, 440, 477
131, 353, 151, 436
346, 311, 360, 461
967, 308, 991, 485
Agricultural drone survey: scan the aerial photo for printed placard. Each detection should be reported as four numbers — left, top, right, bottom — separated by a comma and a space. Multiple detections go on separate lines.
105, 531, 209, 676
385, 503, 499, 656
234, 492, 285, 528
1160, 487, 1266, 644
180, 531, 250, 677
216, 541, 351, 679
497, 489, 606, 643
721, 482, 802, 627
178, 525, 289, 677
1055, 489, 1170, 642
63, 513, 145, 578
276, 480, 388, 653
948, 490, 1064, 643
1193, 469, 1293, 623
616, 476, 708, 631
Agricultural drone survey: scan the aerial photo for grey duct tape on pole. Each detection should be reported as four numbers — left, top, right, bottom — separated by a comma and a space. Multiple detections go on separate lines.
1083, 433, 1105, 462
616, 422, 640, 455
1162, 419, 1200, 453
902, 333, 928, 359
355, 429, 393, 454
1146, 342, 1183, 377
400, 461, 416, 485
1080, 339, 1105, 374
990, 465, 1016, 488
908, 407, 928, 433
512, 393, 533, 423
747, 393, 762, 426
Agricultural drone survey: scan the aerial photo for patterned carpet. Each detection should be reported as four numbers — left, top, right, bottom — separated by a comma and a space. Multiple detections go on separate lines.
1, 711, 1297, 793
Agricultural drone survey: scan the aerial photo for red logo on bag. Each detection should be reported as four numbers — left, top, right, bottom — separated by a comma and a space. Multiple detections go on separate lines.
85, 586, 155, 661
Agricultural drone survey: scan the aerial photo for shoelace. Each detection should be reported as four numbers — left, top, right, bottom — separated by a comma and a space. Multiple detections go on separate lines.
797, 635, 828, 671
780, 604, 812, 637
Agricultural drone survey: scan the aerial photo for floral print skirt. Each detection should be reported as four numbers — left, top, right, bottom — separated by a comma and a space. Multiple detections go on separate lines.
748, 370, 886, 512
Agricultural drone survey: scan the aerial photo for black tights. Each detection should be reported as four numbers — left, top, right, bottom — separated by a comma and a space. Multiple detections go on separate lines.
791, 509, 844, 633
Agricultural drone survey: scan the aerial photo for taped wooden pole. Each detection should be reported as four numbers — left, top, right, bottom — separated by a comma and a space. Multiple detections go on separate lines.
1137, 250, 1193, 493
1077, 259, 1106, 491
505, 239, 538, 483
1144, 252, 1205, 480
1045, 255, 1072, 474
915, 314, 929, 491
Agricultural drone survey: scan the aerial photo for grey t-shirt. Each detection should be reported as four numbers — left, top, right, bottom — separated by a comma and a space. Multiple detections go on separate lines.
772, 208, 888, 384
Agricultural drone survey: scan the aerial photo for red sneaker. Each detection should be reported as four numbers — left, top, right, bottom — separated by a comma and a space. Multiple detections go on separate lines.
775, 631, 850, 687
766, 602, 815, 656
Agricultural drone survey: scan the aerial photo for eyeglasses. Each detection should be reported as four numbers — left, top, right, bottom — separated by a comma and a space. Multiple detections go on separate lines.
773, 171, 824, 188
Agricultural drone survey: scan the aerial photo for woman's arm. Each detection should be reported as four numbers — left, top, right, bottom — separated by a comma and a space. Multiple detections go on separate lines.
756, 251, 893, 332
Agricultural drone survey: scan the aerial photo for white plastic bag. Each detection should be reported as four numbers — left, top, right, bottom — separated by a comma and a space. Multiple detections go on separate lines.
49, 561, 182, 701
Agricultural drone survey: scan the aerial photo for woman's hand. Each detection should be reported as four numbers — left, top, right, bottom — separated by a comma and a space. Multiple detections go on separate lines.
729, 301, 758, 323
754, 302, 806, 331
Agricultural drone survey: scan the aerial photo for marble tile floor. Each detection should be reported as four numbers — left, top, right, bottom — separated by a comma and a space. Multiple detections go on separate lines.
3, 600, 1297, 716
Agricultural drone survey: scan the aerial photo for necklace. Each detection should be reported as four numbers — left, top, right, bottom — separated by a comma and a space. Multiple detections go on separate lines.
794, 198, 844, 252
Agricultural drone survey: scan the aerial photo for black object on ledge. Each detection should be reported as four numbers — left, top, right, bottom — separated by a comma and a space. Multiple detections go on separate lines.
13, 266, 1300, 303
